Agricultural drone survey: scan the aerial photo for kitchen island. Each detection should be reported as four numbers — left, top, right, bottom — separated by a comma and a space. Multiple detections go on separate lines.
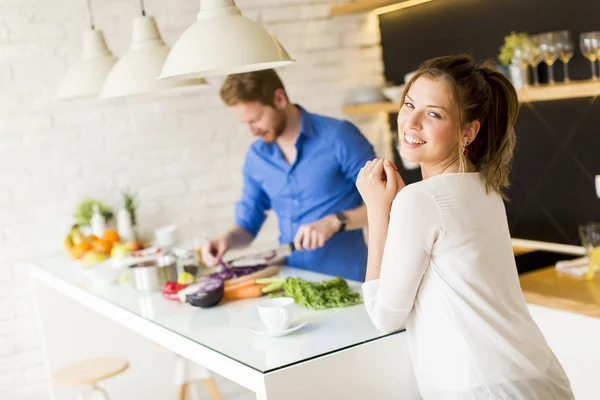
30, 255, 420, 400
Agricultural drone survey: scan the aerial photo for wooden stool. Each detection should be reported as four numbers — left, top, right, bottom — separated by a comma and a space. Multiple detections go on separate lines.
52, 357, 129, 400
174, 354, 223, 400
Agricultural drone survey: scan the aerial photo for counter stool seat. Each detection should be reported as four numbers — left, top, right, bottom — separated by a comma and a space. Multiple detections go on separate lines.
52, 357, 129, 400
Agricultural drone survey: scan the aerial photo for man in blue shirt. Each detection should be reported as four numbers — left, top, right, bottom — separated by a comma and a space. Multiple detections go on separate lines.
201, 70, 376, 281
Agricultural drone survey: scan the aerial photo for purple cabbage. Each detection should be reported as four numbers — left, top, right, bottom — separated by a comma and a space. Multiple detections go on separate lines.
208, 260, 267, 281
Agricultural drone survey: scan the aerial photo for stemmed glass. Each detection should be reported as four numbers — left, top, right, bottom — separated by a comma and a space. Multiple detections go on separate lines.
524, 34, 543, 86
579, 222, 600, 280
554, 31, 574, 82
538, 32, 559, 84
580, 32, 600, 80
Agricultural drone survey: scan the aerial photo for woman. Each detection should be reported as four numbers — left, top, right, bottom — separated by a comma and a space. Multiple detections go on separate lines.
356, 55, 574, 399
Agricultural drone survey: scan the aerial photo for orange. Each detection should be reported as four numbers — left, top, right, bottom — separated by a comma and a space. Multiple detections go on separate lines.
92, 239, 113, 255
88, 234, 99, 242
102, 229, 120, 243
73, 241, 92, 260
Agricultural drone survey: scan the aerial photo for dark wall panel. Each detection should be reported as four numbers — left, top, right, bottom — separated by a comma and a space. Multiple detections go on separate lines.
380, 0, 600, 245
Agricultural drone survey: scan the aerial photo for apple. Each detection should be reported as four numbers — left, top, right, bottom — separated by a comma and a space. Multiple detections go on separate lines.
81, 251, 108, 267
127, 241, 143, 251
111, 242, 132, 259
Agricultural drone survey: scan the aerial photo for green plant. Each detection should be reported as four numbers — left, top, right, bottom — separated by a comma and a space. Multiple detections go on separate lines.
121, 190, 138, 226
73, 198, 113, 226
498, 32, 529, 66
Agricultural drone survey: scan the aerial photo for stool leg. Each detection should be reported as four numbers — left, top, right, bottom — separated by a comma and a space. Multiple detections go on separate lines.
175, 355, 186, 400
182, 382, 191, 400
91, 383, 110, 400
201, 378, 224, 400
176, 383, 186, 400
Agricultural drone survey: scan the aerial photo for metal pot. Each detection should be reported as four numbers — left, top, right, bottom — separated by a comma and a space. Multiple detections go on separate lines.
129, 255, 177, 292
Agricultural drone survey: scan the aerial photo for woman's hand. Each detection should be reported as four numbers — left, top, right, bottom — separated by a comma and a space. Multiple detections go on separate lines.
356, 158, 405, 213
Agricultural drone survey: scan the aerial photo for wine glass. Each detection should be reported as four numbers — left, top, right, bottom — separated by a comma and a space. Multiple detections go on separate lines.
554, 30, 574, 83
580, 32, 600, 80
524, 34, 543, 86
538, 32, 559, 84
579, 222, 600, 280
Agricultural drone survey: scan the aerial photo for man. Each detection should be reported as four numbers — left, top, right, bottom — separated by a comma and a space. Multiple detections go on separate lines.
201, 69, 376, 281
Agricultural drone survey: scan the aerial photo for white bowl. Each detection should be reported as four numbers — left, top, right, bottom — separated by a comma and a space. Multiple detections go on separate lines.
81, 259, 126, 286
382, 85, 406, 103
404, 71, 417, 84
344, 86, 388, 105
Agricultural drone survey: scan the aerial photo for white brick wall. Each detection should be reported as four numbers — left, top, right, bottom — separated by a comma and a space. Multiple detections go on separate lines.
0, 0, 388, 398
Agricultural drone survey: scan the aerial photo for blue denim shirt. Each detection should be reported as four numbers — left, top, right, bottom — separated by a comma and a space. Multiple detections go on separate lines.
235, 106, 375, 281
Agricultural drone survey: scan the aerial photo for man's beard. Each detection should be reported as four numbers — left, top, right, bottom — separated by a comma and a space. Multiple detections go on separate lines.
256, 109, 288, 142
272, 109, 287, 139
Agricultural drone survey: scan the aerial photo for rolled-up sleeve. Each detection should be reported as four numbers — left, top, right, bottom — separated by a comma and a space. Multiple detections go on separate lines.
334, 121, 376, 183
362, 186, 444, 333
235, 156, 271, 237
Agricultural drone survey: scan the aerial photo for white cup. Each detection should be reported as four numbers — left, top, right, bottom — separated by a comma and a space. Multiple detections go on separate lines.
154, 225, 177, 250
257, 297, 294, 332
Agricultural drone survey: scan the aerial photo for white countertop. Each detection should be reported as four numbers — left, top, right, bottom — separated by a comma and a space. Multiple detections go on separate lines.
31, 255, 402, 373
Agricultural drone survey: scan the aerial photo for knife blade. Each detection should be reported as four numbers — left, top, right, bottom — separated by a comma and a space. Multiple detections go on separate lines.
225, 242, 295, 268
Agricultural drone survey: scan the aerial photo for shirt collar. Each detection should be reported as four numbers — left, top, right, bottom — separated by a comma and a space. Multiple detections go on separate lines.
256, 104, 313, 155
297, 105, 315, 138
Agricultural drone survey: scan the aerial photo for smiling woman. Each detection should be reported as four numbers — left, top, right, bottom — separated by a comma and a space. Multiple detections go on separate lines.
356, 55, 575, 399
397, 56, 518, 191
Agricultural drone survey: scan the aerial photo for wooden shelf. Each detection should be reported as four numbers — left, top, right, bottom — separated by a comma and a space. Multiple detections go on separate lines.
342, 80, 600, 115
343, 101, 401, 115
331, 0, 431, 16
518, 79, 600, 102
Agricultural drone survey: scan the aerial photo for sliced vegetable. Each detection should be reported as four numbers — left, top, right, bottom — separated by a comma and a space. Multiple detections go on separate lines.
224, 283, 269, 300
224, 279, 257, 294
162, 281, 190, 301
184, 278, 224, 308
211, 260, 268, 281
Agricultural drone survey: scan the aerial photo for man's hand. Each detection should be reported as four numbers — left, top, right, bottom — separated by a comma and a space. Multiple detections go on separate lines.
201, 237, 229, 267
294, 215, 340, 251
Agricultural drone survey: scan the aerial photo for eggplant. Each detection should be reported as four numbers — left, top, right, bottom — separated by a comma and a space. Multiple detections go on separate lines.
184, 278, 224, 308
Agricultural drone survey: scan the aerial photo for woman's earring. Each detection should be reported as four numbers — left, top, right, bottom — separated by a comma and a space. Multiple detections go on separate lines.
462, 142, 469, 156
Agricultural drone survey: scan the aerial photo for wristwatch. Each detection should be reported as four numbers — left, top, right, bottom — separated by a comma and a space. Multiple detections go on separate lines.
335, 212, 347, 233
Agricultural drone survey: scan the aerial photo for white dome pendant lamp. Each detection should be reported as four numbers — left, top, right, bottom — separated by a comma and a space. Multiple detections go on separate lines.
56, 0, 117, 100
159, 0, 294, 80
100, 0, 206, 99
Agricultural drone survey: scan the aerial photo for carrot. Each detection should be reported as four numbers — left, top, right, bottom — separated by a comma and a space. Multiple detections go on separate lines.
224, 283, 269, 300
224, 279, 256, 294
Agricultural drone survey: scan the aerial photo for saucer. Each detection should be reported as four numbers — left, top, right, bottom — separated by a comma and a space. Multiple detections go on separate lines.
250, 320, 307, 337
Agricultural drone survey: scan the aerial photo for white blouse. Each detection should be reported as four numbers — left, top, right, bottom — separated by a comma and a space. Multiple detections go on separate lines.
362, 173, 574, 400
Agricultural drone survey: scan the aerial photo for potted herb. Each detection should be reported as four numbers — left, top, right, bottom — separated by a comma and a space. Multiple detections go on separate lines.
73, 198, 114, 235
498, 32, 530, 89
117, 190, 138, 243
